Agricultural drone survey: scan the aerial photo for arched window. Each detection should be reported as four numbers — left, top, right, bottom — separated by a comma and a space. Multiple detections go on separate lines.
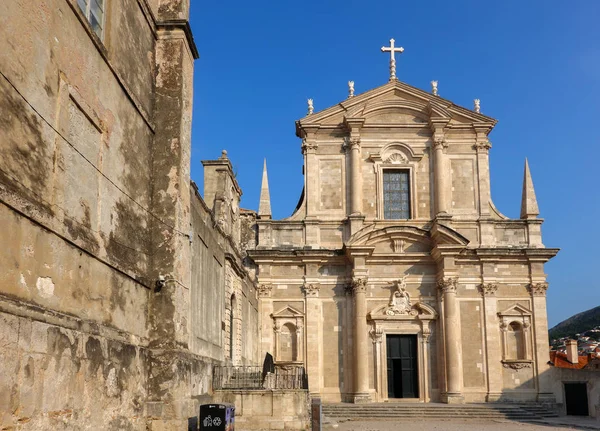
229, 294, 236, 361
507, 321, 525, 360
279, 323, 298, 362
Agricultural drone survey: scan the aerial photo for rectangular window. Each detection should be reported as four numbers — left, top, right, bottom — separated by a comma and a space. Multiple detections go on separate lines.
383, 169, 411, 219
77, 0, 105, 39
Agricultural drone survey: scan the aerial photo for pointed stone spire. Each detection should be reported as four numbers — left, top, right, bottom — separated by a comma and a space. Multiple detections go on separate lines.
520, 158, 540, 219
258, 159, 272, 219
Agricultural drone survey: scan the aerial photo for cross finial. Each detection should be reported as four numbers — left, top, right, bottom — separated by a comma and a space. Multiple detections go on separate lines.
381, 38, 404, 81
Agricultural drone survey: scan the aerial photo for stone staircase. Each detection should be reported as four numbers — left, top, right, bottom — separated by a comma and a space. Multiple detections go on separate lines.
322, 403, 559, 421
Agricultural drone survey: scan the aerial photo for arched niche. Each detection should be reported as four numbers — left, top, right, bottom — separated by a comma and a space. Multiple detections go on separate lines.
271, 306, 304, 364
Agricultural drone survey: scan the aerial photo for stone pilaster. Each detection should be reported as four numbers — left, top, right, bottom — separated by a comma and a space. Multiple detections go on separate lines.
370, 328, 384, 402
348, 137, 362, 215
257, 284, 273, 361
438, 277, 464, 404
528, 281, 555, 403
303, 279, 322, 396
273, 321, 281, 360
474, 127, 492, 217
301, 128, 319, 218
479, 281, 502, 401
421, 329, 432, 402
432, 134, 449, 216
344, 118, 365, 236
352, 276, 370, 403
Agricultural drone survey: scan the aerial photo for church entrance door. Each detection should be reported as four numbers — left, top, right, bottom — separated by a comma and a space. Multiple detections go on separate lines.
386, 334, 418, 398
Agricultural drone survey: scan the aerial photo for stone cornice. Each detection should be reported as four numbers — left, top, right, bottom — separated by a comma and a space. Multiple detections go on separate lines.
156, 19, 200, 59
474, 248, 559, 261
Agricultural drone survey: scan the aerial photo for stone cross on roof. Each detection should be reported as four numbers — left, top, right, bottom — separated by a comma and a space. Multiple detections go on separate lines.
381, 38, 404, 81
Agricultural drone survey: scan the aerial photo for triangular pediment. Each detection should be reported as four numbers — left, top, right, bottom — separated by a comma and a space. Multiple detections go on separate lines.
296, 80, 497, 135
272, 305, 304, 318
498, 303, 532, 317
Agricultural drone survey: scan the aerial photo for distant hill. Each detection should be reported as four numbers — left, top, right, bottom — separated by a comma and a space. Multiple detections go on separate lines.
549, 306, 600, 340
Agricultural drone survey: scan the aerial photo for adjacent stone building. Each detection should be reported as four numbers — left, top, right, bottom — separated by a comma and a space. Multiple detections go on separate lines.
249, 56, 559, 404
0, 1, 257, 429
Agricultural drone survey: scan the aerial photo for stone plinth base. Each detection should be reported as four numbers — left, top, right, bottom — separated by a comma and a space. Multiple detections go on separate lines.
486, 392, 503, 402
347, 214, 365, 236
351, 393, 371, 404
441, 393, 464, 404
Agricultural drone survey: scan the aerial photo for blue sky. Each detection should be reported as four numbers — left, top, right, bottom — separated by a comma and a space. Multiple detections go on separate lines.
189, 1, 600, 327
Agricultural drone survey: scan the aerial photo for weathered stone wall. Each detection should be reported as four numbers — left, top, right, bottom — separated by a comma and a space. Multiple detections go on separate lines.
0, 0, 253, 429
213, 390, 310, 430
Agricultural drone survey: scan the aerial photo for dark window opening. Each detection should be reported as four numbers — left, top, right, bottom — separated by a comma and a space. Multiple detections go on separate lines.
383, 169, 411, 219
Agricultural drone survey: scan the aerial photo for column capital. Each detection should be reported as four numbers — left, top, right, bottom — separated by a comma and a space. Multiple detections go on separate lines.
301, 138, 318, 155
437, 277, 458, 294
343, 136, 361, 152
369, 327, 383, 344
479, 282, 498, 296
528, 282, 548, 296
351, 277, 369, 294
433, 137, 448, 151
257, 284, 273, 298
302, 282, 321, 297
473, 140, 492, 153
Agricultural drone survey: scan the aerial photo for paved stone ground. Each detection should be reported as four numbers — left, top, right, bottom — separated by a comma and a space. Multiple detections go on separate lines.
323, 418, 600, 431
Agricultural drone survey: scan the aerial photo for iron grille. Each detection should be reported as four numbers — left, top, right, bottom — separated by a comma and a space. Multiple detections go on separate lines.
212, 365, 308, 390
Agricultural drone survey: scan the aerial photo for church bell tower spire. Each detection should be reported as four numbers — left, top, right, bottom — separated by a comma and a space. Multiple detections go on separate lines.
520, 158, 540, 219
258, 159, 272, 219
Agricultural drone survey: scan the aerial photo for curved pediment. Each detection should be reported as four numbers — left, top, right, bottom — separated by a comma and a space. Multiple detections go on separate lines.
347, 225, 432, 251
346, 223, 470, 255
430, 223, 470, 247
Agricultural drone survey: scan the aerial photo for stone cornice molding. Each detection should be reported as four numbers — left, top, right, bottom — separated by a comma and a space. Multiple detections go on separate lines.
528, 282, 549, 296
351, 277, 369, 294
479, 283, 498, 296
437, 277, 458, 294
257, 284, 273, 298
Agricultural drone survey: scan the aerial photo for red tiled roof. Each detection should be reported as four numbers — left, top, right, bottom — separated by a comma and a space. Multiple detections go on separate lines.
550, 351, 589, 369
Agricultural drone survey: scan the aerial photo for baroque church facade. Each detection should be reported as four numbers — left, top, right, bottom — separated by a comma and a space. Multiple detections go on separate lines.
249, 51, 558, 404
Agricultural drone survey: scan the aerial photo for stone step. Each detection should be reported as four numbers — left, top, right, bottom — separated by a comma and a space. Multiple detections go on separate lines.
322, 403, 558, 420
